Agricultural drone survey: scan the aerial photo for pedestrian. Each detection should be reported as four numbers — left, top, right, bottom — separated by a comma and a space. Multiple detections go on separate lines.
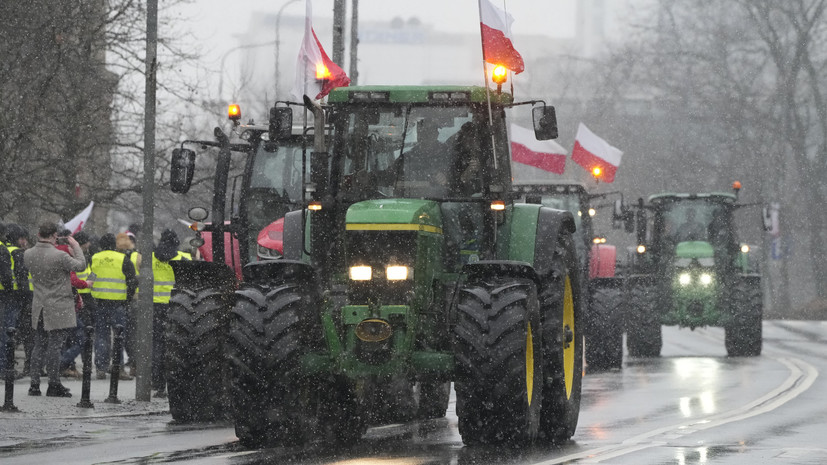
0, 222, 16, 375
60, 231, 96, 377
3, 224, 33, 378
55, 230, 91, 378
150, 229, 190, 397
90, 233, 137, 380
23, 221, 87, 397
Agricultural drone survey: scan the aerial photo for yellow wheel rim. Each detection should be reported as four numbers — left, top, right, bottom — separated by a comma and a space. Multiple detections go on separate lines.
563, 275, 575, 399
526, 322, 534, 406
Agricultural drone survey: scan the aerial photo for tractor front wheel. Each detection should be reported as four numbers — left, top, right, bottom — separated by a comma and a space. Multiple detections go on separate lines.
585, 284, 624, 371
626, 284, 662, 357
725, 279, 763, 357
165, 287, 230, 423
227, 282, 319, 448
453, 277, 543, 445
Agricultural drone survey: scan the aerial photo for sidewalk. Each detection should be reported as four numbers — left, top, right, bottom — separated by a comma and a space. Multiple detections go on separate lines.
1, 371, 170, 420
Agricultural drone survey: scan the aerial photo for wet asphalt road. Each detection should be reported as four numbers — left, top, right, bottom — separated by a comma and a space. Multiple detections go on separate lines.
2, 320, 826, 464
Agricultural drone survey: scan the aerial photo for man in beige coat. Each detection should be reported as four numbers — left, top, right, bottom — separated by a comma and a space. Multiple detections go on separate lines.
23, 222, 86, 397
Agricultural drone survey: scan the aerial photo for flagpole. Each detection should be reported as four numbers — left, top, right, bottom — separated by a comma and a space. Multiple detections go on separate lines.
477, 0, 498, 171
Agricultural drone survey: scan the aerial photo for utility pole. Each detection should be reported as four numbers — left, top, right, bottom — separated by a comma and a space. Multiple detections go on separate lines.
332, 0, 346, 65
136, 0, 158, 402
349, 0, 359, 85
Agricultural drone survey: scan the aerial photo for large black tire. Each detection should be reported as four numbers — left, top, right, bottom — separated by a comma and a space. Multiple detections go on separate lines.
539, 233, 584, 442
227, 281, 320, 448
585, 285, 624, 371
453, 277, 543, 445
165, 287, 230, 423
625, 284, 662, 357
725, 279, 762, 357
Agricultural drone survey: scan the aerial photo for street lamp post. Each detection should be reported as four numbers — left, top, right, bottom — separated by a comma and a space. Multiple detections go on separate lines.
275, 0, 301, 99
218, 40, 276, 99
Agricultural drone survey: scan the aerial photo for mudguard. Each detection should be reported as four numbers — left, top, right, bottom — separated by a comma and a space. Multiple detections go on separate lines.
170, 260, 237, 293
242, 259, 316, 286
462, 260, 540, 285
534, 207, 576, 279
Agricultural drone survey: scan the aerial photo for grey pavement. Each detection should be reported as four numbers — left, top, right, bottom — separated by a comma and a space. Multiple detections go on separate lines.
1, 368, 170, 420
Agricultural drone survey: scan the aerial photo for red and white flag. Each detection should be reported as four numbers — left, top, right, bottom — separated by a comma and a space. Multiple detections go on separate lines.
572, 123, 623, 183
291, 0, 350, 101
479, 0, 524, 74
63, 201, 94, 234
510, 124, 567, 174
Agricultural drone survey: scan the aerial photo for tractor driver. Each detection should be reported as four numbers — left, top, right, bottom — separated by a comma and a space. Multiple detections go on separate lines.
376, 119, 451, 193
677, 208, 706, 242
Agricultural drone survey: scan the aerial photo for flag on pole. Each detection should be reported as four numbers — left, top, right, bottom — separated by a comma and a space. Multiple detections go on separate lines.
572, 123, 623, 183
292, 0, 350, 101
510, 124, 567, 174
479, 0, 525, 73
63, 201, 94, 234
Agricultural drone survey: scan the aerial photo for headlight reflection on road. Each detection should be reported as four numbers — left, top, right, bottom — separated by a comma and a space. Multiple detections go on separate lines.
674, 359, 720, 417
676, 446, 708, 465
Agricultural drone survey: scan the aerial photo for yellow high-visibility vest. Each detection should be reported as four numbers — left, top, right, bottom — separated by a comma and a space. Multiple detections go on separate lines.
152, 251, 189, 304
91, 250, 128, 301
76, 264, 92, 294
6, 245, 33, 291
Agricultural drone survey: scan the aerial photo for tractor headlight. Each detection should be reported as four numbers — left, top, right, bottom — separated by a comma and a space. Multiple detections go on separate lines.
678, 273, 691, 286
257, 244, 282, 260
699, 273, 713, 286
385, 265, 411, 281
349, 265, 372, 281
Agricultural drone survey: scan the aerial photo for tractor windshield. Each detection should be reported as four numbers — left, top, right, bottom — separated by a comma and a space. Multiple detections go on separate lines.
655, 198, 733, 253
332, 103, 509, 200
244, 136, 307, 260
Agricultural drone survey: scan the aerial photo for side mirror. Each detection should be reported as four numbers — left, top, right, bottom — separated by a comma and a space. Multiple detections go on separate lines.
532, 105, 558, 140
170, 148, 196, 193
269, 107, 293, 141
612, 199, 635, 233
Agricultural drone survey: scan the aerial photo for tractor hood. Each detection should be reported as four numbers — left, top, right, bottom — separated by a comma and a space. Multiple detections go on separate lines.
675, 241, 715, 267
346, 199, 443, 233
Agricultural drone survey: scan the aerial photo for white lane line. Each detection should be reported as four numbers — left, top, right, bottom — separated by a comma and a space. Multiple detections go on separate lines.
534, 356, 818, 464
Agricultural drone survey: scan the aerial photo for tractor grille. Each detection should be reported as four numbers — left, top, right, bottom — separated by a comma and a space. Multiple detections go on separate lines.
346, 230, 417, 304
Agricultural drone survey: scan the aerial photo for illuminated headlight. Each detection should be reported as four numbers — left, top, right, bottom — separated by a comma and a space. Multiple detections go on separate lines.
678, 273, 691, 286
699, 273, 713, 286
257, 245, 282, 260
741, 244, 750, 253
385, 265, 411, 281
349, 265, 372, 281
637, 244, 646, 254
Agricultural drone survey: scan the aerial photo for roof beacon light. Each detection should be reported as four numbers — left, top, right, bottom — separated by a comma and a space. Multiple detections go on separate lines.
308, 201, 322, 211
316, 63, 331, 80
228, 104, 241, 123
492, 65, 508, 85
592, 166, 602, 178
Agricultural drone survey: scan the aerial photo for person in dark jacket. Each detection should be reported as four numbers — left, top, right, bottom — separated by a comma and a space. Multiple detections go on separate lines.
0, 222, 16, 374
3, 224, 32, 376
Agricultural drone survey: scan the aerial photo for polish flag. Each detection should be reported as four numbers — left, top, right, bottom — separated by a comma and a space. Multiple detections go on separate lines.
63, 201, 94, 234
572, 123, 623, 183
510, 124, 567, 174
479, 0, 525, 74
291, 0, 350, 101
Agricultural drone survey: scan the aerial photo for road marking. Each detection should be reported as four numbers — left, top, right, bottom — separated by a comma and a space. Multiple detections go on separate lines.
534, 356, 818, 464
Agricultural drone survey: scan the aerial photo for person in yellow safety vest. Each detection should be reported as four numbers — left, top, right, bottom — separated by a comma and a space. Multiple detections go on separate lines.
90, 233, 137, 380
1, 223, 30, 375
59, 231, 96, 378
150, 229, 190, 397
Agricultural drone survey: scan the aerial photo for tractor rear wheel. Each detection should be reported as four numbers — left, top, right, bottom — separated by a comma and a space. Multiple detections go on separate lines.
626, 284, 662, 357
165, 287, 230, 423
539, 233, 584, 442
725, 279, 762, 357
453, 277, 543, 445
227, 281, 319, 448
585, 285, 624, 371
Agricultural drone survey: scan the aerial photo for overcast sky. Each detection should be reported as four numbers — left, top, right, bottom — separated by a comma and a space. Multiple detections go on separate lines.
175, 0, 576, 68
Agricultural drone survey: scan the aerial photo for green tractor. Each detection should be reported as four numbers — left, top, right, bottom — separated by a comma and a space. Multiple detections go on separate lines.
623, 184, 762, 357
171, 84, 586, 447
513, 182, 629, 370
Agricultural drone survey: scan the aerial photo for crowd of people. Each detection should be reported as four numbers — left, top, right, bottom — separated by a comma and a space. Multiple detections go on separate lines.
0, 221, 191, 399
